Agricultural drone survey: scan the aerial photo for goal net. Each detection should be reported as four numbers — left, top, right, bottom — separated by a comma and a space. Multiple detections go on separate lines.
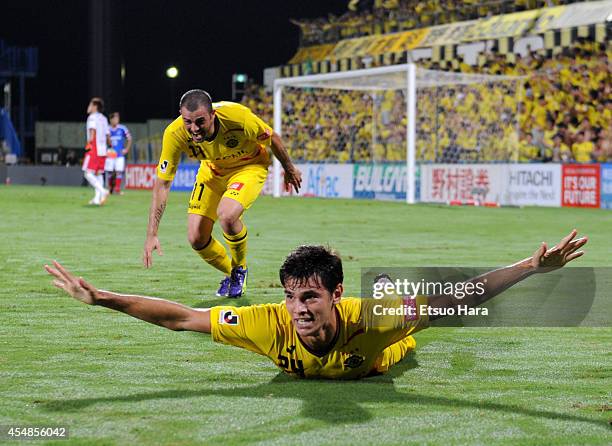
272, 64, 522, 203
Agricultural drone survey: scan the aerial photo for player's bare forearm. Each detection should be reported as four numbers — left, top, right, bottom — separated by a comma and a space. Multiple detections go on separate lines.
269, 134, 293, 168
427, 230, 587, 320
45, 261, 211, 333
95, 290, 211, 333
270, 133, 302, 192
143, 178, 171, 267
146, 178, 171, 236
125, 137, 132, 155
427, 259, 535, 319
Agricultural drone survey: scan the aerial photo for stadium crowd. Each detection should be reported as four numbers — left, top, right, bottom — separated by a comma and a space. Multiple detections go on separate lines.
293, 0, 579, 46
241, 39, 611, 163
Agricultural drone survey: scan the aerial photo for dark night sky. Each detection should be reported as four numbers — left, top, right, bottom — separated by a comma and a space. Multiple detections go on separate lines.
2, 0, 348, 122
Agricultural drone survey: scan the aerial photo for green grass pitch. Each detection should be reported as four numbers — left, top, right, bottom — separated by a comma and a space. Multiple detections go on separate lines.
1, 185, 610, 445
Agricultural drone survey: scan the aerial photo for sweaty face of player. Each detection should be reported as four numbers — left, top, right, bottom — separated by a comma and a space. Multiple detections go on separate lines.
110, 114, 120, 127
284, 276, 341, 338
181, 105, 215, 143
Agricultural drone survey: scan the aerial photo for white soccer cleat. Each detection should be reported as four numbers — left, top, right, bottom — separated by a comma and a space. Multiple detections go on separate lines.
100, 189, 110, 205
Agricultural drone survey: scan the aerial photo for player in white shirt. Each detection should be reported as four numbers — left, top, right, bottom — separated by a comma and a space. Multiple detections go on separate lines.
82, 97, 110, 205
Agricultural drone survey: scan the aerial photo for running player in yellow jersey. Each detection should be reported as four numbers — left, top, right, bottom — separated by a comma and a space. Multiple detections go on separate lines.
46, 230, 586, 379
143, 90, 302, 298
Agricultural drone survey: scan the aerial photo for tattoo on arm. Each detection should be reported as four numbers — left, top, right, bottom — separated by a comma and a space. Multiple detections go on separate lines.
270, 134, 293, 168
154, 202, 166, 227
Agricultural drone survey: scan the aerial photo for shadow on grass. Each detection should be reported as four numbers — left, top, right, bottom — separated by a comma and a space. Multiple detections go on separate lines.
39, 351, 607, 428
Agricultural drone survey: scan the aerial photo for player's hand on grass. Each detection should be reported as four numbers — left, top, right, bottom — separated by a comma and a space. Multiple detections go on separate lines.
531, 229, 587, 273
284, 166, 302, 193
44, 261, 99, 305
143, 235, 163, 268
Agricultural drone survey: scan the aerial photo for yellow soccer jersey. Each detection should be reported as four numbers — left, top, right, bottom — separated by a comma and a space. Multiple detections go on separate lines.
210, 297, 429, 379
157, 101, 272, 181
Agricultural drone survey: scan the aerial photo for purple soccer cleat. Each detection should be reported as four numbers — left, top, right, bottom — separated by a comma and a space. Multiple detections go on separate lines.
216, 276, 231, 297
228, 266, 248, 298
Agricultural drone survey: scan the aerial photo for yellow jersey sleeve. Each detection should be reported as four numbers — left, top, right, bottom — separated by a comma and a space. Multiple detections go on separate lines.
243, 110, 273, 145
210, 304, 280, 356
157, 118, 184, 181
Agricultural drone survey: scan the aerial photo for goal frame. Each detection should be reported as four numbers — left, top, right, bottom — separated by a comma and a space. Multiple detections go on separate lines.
273, 63, 418, 204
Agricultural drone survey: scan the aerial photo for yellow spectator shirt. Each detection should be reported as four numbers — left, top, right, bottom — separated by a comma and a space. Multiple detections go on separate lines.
157, 101, 272, 181
210, 297, 429, 379
572, 141, 594, 163
519, 140, 539, 162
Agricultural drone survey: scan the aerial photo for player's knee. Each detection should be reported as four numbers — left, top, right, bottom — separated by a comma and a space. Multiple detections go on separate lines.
187, 230, 209, 249
217, 210, 239, 231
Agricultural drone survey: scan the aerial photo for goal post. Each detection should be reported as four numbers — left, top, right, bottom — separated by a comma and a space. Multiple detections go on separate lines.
273, 63, 522, 203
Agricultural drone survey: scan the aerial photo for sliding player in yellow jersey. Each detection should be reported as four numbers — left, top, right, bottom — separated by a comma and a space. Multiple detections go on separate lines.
46, 230, 586, 379
143, 90, 302, 298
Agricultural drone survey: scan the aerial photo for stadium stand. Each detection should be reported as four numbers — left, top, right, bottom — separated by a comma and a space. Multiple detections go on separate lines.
292, 0, 580, 46
244, 1, 611, 164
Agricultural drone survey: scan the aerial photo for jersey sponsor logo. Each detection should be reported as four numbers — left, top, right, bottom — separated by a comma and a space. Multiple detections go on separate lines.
228, 182, 244, 191
219, 310, 239, 325
257, 130, 271, 141
160, 160, 169, 173
215, 149, 248, 161
344, 354, 365, 369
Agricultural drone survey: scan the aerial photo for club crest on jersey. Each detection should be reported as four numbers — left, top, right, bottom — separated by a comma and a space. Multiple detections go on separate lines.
226, 137, 239, 148
344, 354, 365, 369
228, 182, 244, 191
219, 310, 239, 325
160, 160, 169, 173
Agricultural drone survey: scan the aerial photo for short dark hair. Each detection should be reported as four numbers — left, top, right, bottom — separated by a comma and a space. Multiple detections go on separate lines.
109, 112, 120, 120
179, 89, 213, 112
279, 245, 344, 294
90, 97, 104, 113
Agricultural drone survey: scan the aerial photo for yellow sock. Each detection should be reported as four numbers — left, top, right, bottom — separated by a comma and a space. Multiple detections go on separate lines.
194, 237, 231, 276
223, 225, 248, 268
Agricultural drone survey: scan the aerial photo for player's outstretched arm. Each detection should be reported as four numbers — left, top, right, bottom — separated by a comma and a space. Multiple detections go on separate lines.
427, 229, 587, 320
269, 133, 302, 193
44, 261, 211, 333
143, 177, 172, 268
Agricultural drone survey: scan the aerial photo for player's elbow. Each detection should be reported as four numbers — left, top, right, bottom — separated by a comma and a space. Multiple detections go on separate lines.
155, 178, 172, 190
270, 133, 282, 147
178, 309, 211, 333
165, 322, 186, 331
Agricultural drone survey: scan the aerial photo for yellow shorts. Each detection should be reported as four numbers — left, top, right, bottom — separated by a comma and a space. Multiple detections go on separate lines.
188, 162, 269, 221
372, 335, 416, 374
